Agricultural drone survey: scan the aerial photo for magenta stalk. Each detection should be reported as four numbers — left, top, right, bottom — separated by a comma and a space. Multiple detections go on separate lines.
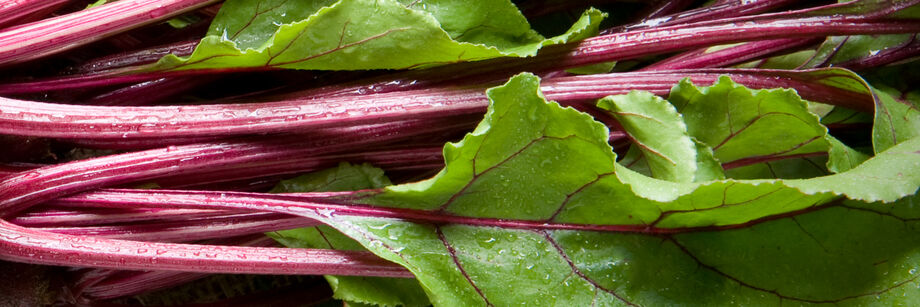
0, 69, 875, 139
0, 0, 220, 66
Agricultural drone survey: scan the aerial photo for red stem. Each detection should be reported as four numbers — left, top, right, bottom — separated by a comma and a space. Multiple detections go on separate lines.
0, 122, 449, 215
10, 207, 235, 227
0, 69, 875, 139
0, 218, 412, 277
67, 234, 275, 301
35, 212, 316, 242
640, 38, 820, 70
604, 0, 801, 33
0, 0, 220, 66
0, 0, 71, 30
76, 40, 199, 74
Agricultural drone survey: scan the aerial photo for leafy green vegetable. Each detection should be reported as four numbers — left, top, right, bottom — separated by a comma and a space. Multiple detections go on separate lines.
290, 73, 920, 305
668, 76, 830, 170
268, 163, 429, 307
598, 91, 701, 183
872, 84, 920, 153
155, 0, 604, 71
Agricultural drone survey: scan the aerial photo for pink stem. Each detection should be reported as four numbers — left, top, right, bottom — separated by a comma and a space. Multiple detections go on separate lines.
10, 207, 238, 227
0, 69, 875, 139
640, 38, 819, 70
0, 0, 71, 30
0, 126, 431, 215
35, 212, 316, 242
68, 234, 274, 301
0, 0, 220, 66
76, 40, 199, 74
0, 218, 412, 277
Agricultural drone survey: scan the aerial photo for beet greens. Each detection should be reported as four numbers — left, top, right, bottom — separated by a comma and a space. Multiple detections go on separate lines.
0, 0, 919, 305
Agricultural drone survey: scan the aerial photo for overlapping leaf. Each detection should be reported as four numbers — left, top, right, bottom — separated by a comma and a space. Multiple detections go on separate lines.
872, 84, 920, 153
288, 73, 920, 305
598, 91, 701, 183
154, 0, 604, 71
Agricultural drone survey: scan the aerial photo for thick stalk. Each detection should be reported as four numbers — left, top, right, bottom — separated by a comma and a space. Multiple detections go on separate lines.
0, 0, 71, 29
0, 69, 875, 139
0, 0, 220, 66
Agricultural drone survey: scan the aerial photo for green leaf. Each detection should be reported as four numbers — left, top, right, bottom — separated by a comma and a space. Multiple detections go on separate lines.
618, 139, 725, 182
270, 225, 430, 307
598, 91, 698, 183
689, 139, 726, 181
268, 162, 392, 193
320, 196, 920, 305
872, 84, 920, 153
155, 0, 604, 71
827, 137, 870, 173
85, 0, 108, 9
300, 73, 920, 305
565, 61, 617, 75
724, 156, 830, 179
803, 34, 919, 68
668, 76, 831, 176
268, 163, 430, 307
819, 106, 873, 125
735, 50, 817, 69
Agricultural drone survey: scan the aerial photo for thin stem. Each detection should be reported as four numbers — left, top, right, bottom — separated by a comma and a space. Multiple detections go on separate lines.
640, 38, 820, 70
76, 40, 199, 74
0, 121, 449, 214
834, 35, 920, 71
35, 212, 316, 242
10, 207, 235, 227
0, 219, 412, 277
604, 0, 801, 33
68, 234, 273, 300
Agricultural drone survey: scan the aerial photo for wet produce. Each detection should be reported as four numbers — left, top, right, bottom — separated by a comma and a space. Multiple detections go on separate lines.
0, 0, 919, 305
